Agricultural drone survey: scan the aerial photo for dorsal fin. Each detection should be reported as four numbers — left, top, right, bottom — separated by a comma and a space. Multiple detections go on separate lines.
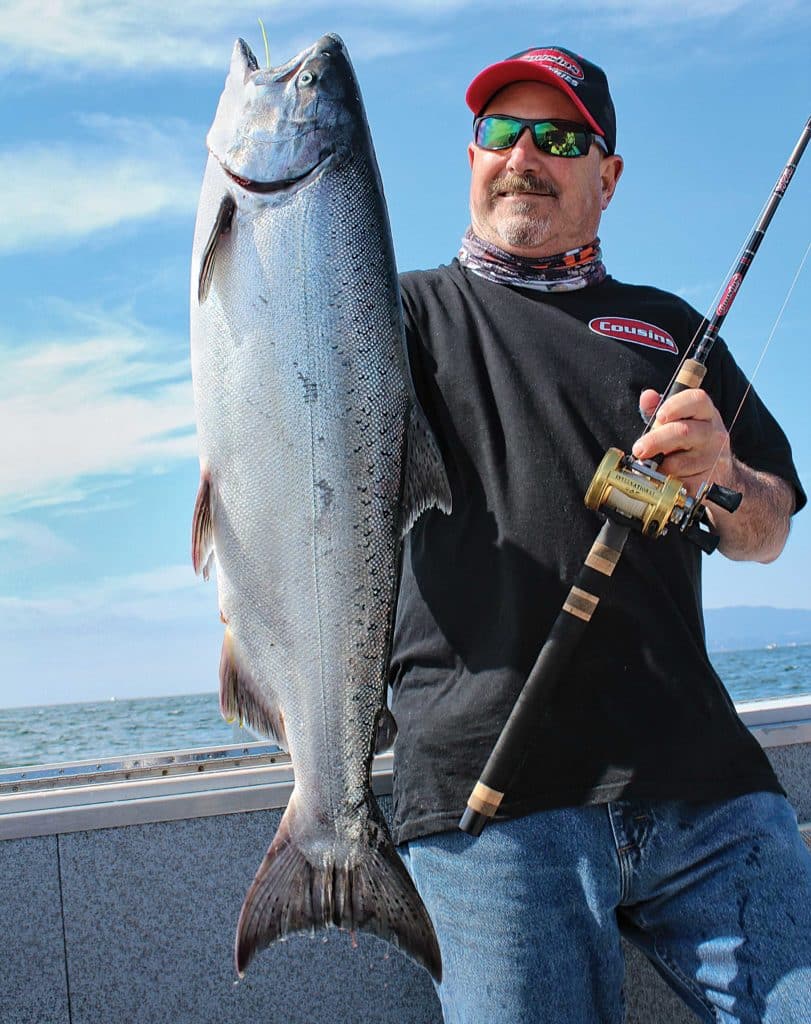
401, 404, 452, 537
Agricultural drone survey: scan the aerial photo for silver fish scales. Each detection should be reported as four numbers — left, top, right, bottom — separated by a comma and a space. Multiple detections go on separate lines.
189, 34, 449, 980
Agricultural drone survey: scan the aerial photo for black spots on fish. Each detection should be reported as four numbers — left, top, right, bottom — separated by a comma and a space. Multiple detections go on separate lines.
297, 371, 318, 405
316, 478, 334, 514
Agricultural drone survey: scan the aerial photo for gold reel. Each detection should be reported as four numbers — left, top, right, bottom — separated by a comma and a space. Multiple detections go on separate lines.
583, 448, 741, 552
584, 448, 692, 539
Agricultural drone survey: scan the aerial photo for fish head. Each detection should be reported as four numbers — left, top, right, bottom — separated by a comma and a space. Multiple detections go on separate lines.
207, 34, 365, 196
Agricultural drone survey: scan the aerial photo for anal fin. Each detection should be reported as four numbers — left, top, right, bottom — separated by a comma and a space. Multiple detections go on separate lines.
198, 193, 236, 304
219, 629, 288, 750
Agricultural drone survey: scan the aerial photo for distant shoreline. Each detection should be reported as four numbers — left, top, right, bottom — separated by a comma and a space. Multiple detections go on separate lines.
4, 640, 811, 712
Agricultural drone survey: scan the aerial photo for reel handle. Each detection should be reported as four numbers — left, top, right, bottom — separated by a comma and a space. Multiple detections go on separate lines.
706, 482, 743, 514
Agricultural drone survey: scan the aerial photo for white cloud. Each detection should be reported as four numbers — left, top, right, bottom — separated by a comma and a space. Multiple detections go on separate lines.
0, 565, 223, 707
2, 0, 801, 76
0, 1, 447, 73
0, 0, 798, 87
0, 115, 201, 252
0, 519, 76, 566
0, 313, 197, 512
0, 562, 212, 623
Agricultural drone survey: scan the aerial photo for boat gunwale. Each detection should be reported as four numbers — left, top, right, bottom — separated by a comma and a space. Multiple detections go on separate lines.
1, 697, 810, 841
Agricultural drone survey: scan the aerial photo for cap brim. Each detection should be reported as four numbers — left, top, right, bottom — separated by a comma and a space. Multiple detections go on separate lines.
465, 60, 605, 139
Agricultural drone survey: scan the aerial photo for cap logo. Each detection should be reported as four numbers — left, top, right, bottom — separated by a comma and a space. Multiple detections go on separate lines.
522, 49, 584, 88
589, 317, 678, 354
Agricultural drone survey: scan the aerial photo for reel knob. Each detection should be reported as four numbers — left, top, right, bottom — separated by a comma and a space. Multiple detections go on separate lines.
705, 482, 743, 513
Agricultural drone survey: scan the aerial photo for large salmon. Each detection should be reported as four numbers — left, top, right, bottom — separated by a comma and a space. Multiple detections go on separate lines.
189, 34, 449, 980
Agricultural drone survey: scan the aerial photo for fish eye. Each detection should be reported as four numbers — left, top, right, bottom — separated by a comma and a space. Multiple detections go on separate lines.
298, 70, 316, 86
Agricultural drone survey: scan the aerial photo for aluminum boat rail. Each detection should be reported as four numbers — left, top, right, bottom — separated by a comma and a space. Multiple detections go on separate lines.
1, 697, 809, 842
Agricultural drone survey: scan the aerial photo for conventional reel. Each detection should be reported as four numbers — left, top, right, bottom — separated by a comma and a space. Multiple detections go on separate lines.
584, 448, 743, 554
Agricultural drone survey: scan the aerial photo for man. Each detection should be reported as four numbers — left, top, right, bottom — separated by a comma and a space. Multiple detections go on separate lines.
389, 46, 811, 1023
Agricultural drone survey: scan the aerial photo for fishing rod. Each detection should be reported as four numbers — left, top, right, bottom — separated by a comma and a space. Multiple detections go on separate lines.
459, 115, 811, 837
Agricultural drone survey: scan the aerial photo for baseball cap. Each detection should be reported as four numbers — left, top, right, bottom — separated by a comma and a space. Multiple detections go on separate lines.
466, 46, 617, 155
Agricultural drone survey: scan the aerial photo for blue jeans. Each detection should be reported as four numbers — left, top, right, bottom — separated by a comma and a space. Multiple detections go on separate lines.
400, 792, 811, 1023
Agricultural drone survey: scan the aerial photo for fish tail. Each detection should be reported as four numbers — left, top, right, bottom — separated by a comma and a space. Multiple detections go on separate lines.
235, 795, 442, 981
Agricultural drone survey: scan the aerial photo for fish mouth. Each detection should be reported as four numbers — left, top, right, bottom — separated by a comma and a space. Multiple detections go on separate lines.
221, 155, 330, 194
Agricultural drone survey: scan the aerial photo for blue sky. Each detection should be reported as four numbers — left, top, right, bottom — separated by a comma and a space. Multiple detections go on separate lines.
1, 1, 809, 707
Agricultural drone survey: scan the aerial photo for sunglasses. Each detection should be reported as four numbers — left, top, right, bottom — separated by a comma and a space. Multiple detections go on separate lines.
473, 116, 606, 158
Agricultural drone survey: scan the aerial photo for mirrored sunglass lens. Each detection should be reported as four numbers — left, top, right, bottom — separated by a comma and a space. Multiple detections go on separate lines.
476, 117, 521, 149
533, 122, 588, 157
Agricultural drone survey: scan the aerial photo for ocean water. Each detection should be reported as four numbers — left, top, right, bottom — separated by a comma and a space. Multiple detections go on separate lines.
0, 692, 237, 771
710, 642, 811, 703
1, 644, 809, 771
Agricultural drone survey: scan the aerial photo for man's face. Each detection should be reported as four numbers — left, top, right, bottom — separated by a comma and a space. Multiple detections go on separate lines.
468, 80, 623, 257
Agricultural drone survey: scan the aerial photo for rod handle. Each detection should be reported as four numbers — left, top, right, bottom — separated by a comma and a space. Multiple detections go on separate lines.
459, 805, 489, 837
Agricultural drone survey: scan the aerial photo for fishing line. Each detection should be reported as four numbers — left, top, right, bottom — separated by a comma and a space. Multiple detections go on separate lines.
641, 189, 777, 436
706, 236, 811, 486
258, 17, 270, 69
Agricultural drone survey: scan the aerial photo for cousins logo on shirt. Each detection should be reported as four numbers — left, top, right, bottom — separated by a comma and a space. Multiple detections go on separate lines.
588, 317, 678, 355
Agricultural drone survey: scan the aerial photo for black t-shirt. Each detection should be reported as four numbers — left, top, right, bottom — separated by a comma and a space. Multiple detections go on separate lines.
389, 260, 806, 845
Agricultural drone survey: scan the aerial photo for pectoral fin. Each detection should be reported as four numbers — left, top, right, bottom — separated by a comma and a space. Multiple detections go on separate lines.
191, 472, 215, 580
198, 194, 236, 304
401, 404, 452, 537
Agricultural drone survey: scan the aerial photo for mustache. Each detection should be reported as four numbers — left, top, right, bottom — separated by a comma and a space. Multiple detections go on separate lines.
488, 173, 559, 199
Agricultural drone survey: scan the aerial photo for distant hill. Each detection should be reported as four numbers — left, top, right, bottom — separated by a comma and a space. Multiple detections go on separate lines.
704, 607, 811, 653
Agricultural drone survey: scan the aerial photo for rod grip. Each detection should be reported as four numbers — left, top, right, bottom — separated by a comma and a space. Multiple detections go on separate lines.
459, 519, 629, 834
665, 357, 707, 400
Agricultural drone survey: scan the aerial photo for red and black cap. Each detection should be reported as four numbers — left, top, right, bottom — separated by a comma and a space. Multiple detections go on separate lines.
466, 46, 617, 155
